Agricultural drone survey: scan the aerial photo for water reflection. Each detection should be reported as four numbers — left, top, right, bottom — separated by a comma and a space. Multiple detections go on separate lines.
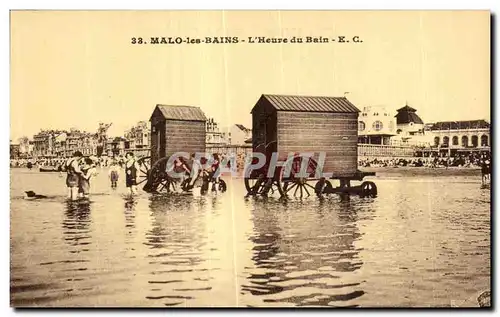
242, 197, 366, 307
61, 201, 92, 253
124, 199, 137, 232
144, 195, 212, 306
9, 169, 491, 307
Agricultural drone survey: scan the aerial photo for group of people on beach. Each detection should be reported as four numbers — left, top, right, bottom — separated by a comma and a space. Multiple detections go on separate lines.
64, 151, 140, 200
359, 152, 491, 169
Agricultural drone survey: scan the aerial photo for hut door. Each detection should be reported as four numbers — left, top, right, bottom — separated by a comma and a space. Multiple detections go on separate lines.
158, 122, 166, 159
260, 113, 277, 160
152, 121, 166, 163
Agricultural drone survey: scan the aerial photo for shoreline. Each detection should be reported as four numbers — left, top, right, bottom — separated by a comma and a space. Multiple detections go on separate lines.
359, 166, 482, 177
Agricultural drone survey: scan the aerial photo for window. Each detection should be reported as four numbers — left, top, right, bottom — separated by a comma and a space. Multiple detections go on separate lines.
434, 137, 440, 147
443, 136, 449, 145
471, 135, 478, 147
481, 135, 489, 147
452, 136, 459, 145
372, 121, 383, 131
358, 121, 366, 131
461, 136, 468, 147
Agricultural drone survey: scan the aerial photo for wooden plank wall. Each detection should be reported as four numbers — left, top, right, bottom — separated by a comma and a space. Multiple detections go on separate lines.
164, 120, 206, 157
277, 112, 358, 177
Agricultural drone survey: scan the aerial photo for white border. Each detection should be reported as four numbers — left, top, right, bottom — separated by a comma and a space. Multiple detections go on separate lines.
2, 1, 498, 316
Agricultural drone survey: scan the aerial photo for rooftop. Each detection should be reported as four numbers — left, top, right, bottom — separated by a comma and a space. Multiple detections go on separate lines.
430, 120, 490, 131
153, 105, 207, 122
394, 103, 424, 125
235, 124, 251, 132
253, 94, 360, 113
396, 105, 418, 113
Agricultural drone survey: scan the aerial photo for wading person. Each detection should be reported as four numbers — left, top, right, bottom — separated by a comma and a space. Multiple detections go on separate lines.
78, 157, 97, 199
65, 151, 83, 200
125, 152, 140, 195
481, 157, 490, 185
210, 153, 221, 192
185, 153, 202, 190
108, 162, 120, 188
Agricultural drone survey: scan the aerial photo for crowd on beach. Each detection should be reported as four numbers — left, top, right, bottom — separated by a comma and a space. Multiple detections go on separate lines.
10, 156, 131, 170
358, 152, 491, 169
12, 151, 491, 172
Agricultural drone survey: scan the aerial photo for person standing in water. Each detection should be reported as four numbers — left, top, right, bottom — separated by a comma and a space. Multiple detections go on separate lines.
125, 152, 140, 195
78, 157, 97, 199
108, 162, 120, 188
65, 151, 83, 200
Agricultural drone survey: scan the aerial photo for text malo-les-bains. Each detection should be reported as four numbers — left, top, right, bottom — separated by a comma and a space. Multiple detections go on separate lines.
135, 36, 361, 45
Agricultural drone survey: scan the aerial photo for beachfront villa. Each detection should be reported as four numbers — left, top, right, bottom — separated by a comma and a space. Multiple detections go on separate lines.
357, 105, 397, 145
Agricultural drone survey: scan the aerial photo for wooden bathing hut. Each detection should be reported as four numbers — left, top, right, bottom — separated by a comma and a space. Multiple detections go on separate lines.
149, 104, 207, 164
251, 94, 360, 177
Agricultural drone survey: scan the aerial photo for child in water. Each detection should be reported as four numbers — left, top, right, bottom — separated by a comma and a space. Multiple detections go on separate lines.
79, 157, 97, 199
108, 162, 120, 188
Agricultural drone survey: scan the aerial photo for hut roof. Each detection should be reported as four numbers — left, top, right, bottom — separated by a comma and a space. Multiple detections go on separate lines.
153, 105, 207, 122
253, 94, 360, 113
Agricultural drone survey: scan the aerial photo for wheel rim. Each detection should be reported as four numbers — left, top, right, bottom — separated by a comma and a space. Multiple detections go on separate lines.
136, 156, 151, 186
148, 157, 178, 194
361, 181, 377, 197
279, 156, 318, 199
245, 176, 281, 197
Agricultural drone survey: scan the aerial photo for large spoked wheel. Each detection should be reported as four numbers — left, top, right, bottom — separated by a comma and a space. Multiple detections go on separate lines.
314, 178, 333, 197
244, 174, 283, 197
280, 177, 318, 198
360, 181, 378, 198
146, 157, 178, 194
278, 156, 319, 199
136, 156, 151, 187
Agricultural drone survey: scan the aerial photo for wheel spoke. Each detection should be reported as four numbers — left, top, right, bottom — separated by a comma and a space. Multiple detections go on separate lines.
158, 180, 168, 192
305, 183, 316, 190
303, 184, 311, 197
300, 185, 303, 198
285, 182, 297, 194
293, 184, 299, 197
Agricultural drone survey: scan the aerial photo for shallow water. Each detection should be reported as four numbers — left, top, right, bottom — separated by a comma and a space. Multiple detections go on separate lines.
10, 168, 490, 307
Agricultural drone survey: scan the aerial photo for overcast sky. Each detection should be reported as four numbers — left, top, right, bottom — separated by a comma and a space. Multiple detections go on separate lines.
10, 10, 490, 140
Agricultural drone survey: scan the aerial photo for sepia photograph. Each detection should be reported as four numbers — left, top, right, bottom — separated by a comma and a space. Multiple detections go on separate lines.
9, 9, 491, 308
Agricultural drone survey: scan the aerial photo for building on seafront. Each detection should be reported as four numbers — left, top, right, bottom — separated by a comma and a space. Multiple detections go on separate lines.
357, 105, 397, 145
419, 119, 491, 157
206, 117, 228, 147
10, 141, 20, 159
394, 104, 425, 138
32, 125, 109, 159
229, 124, 252, 146
124, 121, 150, 158
356, 102, 490, 158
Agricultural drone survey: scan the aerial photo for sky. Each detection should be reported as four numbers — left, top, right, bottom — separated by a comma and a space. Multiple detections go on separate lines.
10, 10, 490, 141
